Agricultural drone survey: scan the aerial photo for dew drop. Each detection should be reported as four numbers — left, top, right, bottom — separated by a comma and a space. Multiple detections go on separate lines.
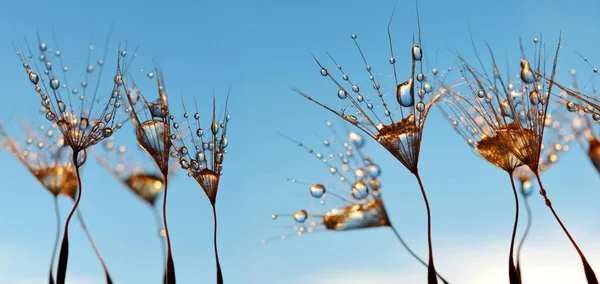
271, 214, 278, 220
373, 82, 380, 90
337, 88, 348, 99
566, 101, 576, 112
351, 34, 357, 40
320, 68, 328, 76
29, 72, 39, 84
40, 42, 47, 51
593, 113, 600, 121
416, 73, 425, 82
397, 78, 414, 107
75, 150, 87, 167
50, 78, 60, 90
196, 128, 204, 137
367, 164, 381, 178
351, 85, 359, 93
416, 101, 425, 112
477, 90, 485, 98
121, 50, 127, 57
351, 181, 369, 200
389, 57, 396, 64
79, 118, 89, 130
349, 132, 364, 148
57, 101, 66, 112
293, 210, 308, 223
309, 184, 326, 198
529, 90, 540, 105
114, 75, 123, 85
412, 45, 423, 61
103, 127, 113, 137
520, 59, 535, 84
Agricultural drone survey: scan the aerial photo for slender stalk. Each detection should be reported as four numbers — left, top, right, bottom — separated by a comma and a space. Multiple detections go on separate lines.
390, 226, 450, 284
413, 171, 438, 284
56, 151, 83, 284
516, 181, 532, 277
212, 205, 224, 284
507, 172, 521, 284
163, 175, 176, 284
49, 197, 61, 284
152, 205, 167, 269
534, 173, 598, 284
76, 209, 113, 283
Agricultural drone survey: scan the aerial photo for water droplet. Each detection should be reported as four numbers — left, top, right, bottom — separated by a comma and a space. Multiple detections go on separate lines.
593, 113, 600, 121
533, 37, 538, 43
50, 78, 60, 90
45, 111, 55, 121
173, 122, 179, 129
45, 61, 52, 70
366, 65, 371, 72
349, 132, 364, 148
196, 128, 204, 137
114, 75, 123, 85
351, 85, 359, 93
79, 118, 89, 130
344, 115, 358, 124
367, 103, 373, 109
271, 214, 278, 220
320, 68, 328, 76
416, 73, 425, 82
329, 167, 337, 174
477, 90, 485, 98
351, 181, 369, 200
416, 101, 425, 112
76, 150, 87, 167
337, 88, 348, 99
529, 90, 540, 105
293, 210, 308, 223
103, 127, 113, 137
389, 57, 396, 64
412, 45, 423, 61
520, 59, 535, 84
97, 59, 104, 66
309, 184, 326, 198
40, 42, 47, 51
342, 74, 349, 81
373, 82, 380, 90
351, 34, 357, 40
29, 72, 39, 84
566, 101, 576, 112
194, 113, 200, 119
39, 54, 46, 61
121, 50, 127, 57
57, 101, 66, 112
367, 164, 381, 178
397, 79, 414, 107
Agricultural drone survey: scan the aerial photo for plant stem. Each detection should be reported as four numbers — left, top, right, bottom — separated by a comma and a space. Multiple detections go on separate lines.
212, 205, 224, 284
413, 171, 438, 284
534, 173, 598, 284
507, 172, 521, 284
391, 226, 449, 284
76, 209, 113, 283
49, 197, 61, 284
152, 205, 167, 270
56, 151, 83, 284
163, 175, 176, 284
516, 181, 532, 278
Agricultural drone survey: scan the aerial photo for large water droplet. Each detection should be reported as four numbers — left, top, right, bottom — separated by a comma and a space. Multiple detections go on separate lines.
529, 90, 540, 105
397, 79, 414, 107
57, 101, 66, 112
520, 59, 535, 84
412, 45, 422, 61
79, 118, 89, 130
367, 164, 381, 178
29, 72, 39, 84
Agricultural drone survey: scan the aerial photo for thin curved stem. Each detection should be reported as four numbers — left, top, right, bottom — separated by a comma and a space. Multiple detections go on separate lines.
515, 182, 532, 277
163, 175, 176, 284
212, 205, 224, 284
413, 171, 438, 284
507, 173, 521, 284
534, 173, 598, 284
76, 209, 113, 283
49, 197, 61, 284
152, 205, 167, 270
390, 226, 450, 284
56, 151, 83, 284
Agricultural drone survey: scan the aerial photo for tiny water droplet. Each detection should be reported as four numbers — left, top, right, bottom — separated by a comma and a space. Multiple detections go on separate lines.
389, 57, 396, 64
40, 42, 47, 51
351, 85, 359, 93
320, 68, 328, 76
50, 78, 60, 90
416, 101, 425, 112
351, 34, 357, 40
566, 101, 576, 112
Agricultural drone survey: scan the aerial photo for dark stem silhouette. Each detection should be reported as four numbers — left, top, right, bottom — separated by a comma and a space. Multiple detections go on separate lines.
413, 171, 438, 284
49, 197, 61, 284
390, 226, 449, 284
212, 205, 224, 284
534, 173, 598, 284
162, 175, 176, 284
507, 173, 521, 284
152, 205, 167, 271
515, 181, 532, 277
56, 151, 83, 284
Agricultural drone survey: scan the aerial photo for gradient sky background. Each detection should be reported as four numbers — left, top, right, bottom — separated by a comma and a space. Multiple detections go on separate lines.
1, 0, 600, 283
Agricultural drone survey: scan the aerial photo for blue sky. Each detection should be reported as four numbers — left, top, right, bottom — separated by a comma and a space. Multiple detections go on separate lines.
1, 0, 600, 283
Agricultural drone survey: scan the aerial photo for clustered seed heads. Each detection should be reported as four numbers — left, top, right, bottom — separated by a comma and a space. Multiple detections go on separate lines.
0, 121, 77, 199
17, 39, 130, 166
268, 124, 389, 243
170, 95, 231, 205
